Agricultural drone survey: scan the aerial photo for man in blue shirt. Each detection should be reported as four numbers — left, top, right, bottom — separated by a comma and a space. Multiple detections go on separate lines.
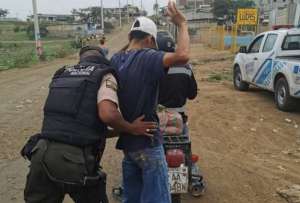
111, 2, 190, 202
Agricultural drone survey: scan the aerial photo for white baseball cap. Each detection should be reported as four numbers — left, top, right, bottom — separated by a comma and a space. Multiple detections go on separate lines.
130, 17, 158, 42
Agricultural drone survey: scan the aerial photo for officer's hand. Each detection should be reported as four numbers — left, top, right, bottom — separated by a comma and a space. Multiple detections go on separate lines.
130, 115, 158, 137
166, 1, 187, 26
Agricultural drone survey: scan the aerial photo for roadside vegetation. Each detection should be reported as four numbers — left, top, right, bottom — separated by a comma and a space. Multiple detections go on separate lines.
0, 21, 79, 70
0, 41, 78, 70
208, 70, 233, 82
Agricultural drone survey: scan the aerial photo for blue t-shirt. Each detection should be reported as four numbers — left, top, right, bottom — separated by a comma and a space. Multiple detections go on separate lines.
111, 49, 165, 152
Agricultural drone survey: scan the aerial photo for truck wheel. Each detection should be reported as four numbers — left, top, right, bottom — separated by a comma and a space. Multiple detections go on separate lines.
171, 194, 181, 203
275, 77, 297, 111
233, 66, 249, 91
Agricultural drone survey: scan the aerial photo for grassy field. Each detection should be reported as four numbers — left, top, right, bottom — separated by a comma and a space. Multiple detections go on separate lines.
0, 41, 78, 70
0, 21, 79, 70
0, 21, 28, 41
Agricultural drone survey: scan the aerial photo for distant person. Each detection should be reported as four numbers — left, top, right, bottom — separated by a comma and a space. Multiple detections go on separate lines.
99, 36, 109, 57
23, 46, 157, 203
157, 35, 198, 134
110, 1, 190, 203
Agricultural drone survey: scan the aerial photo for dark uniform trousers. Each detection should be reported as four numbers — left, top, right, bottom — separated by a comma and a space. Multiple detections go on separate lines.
24, 140, 108, 203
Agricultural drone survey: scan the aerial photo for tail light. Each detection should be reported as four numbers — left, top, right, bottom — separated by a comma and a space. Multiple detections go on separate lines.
191, 154, 199, 164
166, 149, 185, 168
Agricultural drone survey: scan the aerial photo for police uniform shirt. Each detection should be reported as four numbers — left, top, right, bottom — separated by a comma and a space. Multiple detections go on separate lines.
97, 73, 119, 106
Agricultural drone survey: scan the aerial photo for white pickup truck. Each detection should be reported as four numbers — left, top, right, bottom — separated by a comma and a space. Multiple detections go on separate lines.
233, 28, 300, 111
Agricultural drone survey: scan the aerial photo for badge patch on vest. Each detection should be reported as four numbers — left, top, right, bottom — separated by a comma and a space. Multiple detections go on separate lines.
105, 79, 117, 92
66, 66, 95, 76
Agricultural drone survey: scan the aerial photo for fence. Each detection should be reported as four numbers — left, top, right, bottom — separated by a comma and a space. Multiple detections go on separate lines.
197, 24, 273, 52
197, 24, 258, 53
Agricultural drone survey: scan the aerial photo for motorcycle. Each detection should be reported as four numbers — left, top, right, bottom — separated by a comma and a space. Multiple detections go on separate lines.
163, 133, 205, 203
112, 123, 206, 203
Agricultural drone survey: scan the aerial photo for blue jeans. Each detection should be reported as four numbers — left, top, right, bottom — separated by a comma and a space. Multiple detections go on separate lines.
122, 145, 171, 203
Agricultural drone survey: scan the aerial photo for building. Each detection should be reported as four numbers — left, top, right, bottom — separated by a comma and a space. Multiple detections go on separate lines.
0, 17, 21, 22
28, 14, 80, 23
267, 0, 300, 26
104, 5, 141, 18
176, 0, 213, 10
185, 9, 214, 27
177, 0, 213, 6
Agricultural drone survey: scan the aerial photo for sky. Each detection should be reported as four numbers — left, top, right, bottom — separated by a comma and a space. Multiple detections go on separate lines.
1, 0, 168, 20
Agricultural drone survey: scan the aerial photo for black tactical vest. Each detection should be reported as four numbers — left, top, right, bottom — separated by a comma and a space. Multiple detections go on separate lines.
41, 63, 117, 147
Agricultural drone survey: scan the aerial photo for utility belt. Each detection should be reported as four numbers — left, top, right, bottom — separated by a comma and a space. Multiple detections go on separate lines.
30, 139, 106, 187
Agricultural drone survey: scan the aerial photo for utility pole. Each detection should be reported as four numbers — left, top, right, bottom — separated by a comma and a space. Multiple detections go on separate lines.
193, 0, 197, 20
101, 0, 104, 32
155, 0, 159, 24
32, 0, 43, 57
269, 0, 277, 29
119, 0, 122, 27
127, 0, 130, 23
155, 0, 158, 16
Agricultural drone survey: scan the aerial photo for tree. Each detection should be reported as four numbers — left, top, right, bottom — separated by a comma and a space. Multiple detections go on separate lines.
212, 0, 256, 19
232, 0, 256, 14
212, 0, 231, 18
72, 7, 104, 24
0, 9, 9, 18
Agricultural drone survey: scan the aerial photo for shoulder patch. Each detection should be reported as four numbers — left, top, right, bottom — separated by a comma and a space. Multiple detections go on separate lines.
105, 79, 118, 91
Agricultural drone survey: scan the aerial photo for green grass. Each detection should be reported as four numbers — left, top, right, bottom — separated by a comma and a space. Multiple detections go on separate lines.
0, 21, 78, 70
0, 21, 87, 70
0, 22, 29, 41
0, 41, 78, 70
40, 42, 77, 61
0, 31, 28, 41
0, 22, 75, 41
207, 70, 233, 82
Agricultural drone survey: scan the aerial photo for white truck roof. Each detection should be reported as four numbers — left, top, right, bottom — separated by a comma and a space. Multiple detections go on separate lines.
260, 28, 300, 36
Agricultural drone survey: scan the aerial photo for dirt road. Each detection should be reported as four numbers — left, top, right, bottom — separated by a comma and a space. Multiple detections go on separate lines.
0, 28, 300, 203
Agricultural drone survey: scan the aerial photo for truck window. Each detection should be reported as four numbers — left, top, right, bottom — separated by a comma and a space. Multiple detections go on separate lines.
248, 35, 264, 53
282, 35, 300, 50
262, 34, 278, 52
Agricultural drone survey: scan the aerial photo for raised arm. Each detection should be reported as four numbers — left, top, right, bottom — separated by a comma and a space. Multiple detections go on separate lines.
163, 1, 190, 68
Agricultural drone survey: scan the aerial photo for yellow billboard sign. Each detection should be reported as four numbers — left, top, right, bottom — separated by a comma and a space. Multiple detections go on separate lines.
237, 8, 258, 25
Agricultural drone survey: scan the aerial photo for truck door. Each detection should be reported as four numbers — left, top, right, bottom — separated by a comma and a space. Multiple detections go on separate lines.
244, 34, 265, 81
253, 34, 278, 88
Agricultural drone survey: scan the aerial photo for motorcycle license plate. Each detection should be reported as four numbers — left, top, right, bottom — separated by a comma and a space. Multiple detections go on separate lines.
168, 166, 189, 194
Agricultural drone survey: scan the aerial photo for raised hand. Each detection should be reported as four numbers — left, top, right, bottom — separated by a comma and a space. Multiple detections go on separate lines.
166, 0, 187, 26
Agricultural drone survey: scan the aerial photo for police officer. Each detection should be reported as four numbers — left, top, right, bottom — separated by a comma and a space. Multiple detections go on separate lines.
24, 46, 157, 203
157, 35, 198, 134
